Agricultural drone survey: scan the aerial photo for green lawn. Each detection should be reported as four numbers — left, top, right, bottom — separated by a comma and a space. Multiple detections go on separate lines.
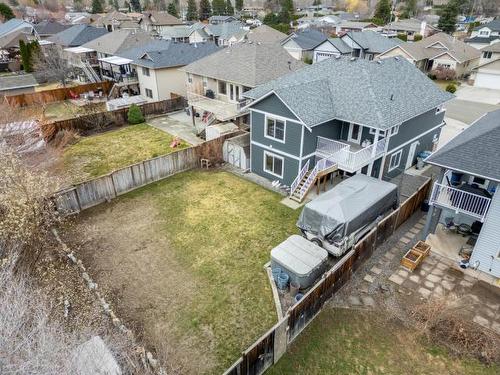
268, 308, 499, 375
72, 170, 300, 373
62, 123, 189, 183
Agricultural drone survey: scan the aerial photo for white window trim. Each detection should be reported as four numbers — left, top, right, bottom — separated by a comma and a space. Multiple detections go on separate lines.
264, 115, 286, 144
142, 67, 150, 76
217, 80, 227, 96
202, 77, 208, 88
187, 73, 193, 84
145, 88, 153, 98
436, 104, 445, 114
388, 150, 403, 172
263, 151, 284, 178
369, 128, 386, 136
389, 125, 399, 136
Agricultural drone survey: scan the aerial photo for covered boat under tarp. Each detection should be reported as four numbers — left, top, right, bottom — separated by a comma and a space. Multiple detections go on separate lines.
297, 174, 399, 245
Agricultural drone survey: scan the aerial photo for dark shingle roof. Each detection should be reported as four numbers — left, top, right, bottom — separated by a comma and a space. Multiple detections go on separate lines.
285, 29, 327, 50
245, 56, 453, 129
0, 19, 33, 38
344, 31, 401, 54
426, 109, 500, 182
33, 20, 70, 36
465, 35, 500, 44
82, 29, 153, 55
474, 19, 500, 32
132, 41, 220, 69
328, 38, 352, 54
117, 39, 172, 60
47, 25, 107, 47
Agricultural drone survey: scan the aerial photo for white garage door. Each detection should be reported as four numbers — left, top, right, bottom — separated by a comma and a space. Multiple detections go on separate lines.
475, 72, 500, 90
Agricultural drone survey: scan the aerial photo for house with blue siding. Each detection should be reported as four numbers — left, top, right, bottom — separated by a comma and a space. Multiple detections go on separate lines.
243, 56, 453, 202
424, 109, 500, 279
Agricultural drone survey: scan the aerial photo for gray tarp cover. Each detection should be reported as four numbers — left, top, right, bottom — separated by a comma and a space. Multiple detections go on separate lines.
297, 174, 399, 242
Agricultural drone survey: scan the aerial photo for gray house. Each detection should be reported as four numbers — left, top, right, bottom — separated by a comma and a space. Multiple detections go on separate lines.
243, 56, 453, 202
423, 109, 500, 279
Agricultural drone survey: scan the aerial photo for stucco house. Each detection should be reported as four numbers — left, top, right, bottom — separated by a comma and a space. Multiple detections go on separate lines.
472, 51, 500, 89
183, 42, 305, 125
339, 31, 401, 60
139, 11, 183, 32
423, 109, 500, 279
465, 19, 500, 49
382, 18, 439, 39
378, 32, 481, 78
132, 41, 220, 101
242, 57, 453, 201
159, 24, 209, 44
313, 37, 352, 63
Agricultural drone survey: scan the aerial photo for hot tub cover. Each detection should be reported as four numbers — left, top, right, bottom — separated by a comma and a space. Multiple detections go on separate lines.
297, 174, 399, 242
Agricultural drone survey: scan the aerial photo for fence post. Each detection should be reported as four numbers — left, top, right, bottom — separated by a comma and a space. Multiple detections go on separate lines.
273, 316, 288, 364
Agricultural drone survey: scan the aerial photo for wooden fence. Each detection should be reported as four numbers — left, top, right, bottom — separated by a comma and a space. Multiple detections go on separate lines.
41, 96, 187, 141
5, 81, 113, 107
52, 131, 242, 215
223, 178, 432, 375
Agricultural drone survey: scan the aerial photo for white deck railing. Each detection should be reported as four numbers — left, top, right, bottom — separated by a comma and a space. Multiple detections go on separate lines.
316, 137, 386, 173
187, 92, 247, 120
430, 182, 492, 221
290, 160, 310, 197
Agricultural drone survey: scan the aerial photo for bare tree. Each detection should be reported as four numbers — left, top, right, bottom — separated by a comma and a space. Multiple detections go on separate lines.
0, 150, 61, 269
33, 45, 72, 87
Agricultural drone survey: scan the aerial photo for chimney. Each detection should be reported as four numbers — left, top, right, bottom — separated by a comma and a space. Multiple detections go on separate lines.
420, 20, 427, 37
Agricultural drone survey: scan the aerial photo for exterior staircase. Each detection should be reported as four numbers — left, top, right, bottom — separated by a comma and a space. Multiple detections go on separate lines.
80, 60, 100, 83
289, 158, 338, 203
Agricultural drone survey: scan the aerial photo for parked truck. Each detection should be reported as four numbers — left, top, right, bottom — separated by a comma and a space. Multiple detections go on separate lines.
297, 174, 399, 256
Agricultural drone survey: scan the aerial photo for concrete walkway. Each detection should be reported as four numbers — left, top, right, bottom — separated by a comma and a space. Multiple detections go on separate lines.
148, 111, 204, 146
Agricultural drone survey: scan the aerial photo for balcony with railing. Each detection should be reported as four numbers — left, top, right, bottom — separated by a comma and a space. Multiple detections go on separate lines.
187, 92, 249, 121
429, 182, 492, 221
315, 136, 386, 173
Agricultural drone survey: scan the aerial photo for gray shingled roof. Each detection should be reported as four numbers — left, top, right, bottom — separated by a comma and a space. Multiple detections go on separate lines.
205, 21, 244, 38
425, 109, 500, 182
284, 29, 327, 50
82, 29, 153, 55
132, 41, 220, 69
47, 25, 107, 47
245, 56, 453, 129
0, 19, 33, 38
182, 42, 306, 87
117, 39, 172, 59
482, 43, 500, 53
344, 31, 401, 54
245, 25, 287, 43
0, 73, 38, 90
34, 20, 70, 36
465, 35, 500, 44
474, 19, 500, 32
328, 38, 352, 54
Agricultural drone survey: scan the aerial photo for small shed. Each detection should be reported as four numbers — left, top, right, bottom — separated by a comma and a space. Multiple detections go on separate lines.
205, 121, 238, 141
223, 132, 250, 171
271, 235, 328, 289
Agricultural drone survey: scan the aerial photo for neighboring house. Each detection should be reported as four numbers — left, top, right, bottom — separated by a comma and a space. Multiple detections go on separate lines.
0, 73, 38, 96
479, 42, 500, 64
93, 11, 138, 32
139, 11, 183, 32
378, 32, 481, 78
382, 18, 438, 39
472, 57, 500, 89
313, 38, 352, 63
183, 42, 305, 124
340, 31, 401, 60
282, 29, 328, 61
209, 15, 238, 25
0, 19, 34, 39
48, 24, 108, 48
423, 109, 500, 279
33, 20, 70, 38
132, 41, 220, 101
466, 19, 500, 49
335, 21, 378, 34
160, 24, 209, 44
244, 25, 287, 44
242, 57, 452, 200
205, 21, 246, 46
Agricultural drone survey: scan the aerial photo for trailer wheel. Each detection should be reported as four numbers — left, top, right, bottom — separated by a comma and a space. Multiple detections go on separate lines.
310, 237, 323, 248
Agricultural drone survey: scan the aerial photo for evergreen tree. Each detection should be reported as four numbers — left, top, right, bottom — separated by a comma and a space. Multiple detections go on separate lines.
225, 0, 234, 15
312, 0, 321, 5
0, 3, 15, 20
281, 0, 293, 13
186, 0, 198, 20
402, 0, 417, 18
235, 0, 243, 12
212, 0, 225, 16
91, 0, 104, 13
130, 0, 142, 12
167, 2, 178, 17
373, 0, 391, 25
199, 0, 211, 20
19, 40, 39, 73
113, 0, 119, 10
144, 0, 152, 10
437, 0, 459, 34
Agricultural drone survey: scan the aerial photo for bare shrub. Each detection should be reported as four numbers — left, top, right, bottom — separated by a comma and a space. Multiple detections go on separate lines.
431, 67, 457, 81
411, 296, 500, 364
50, 129, 80, 150
0, 150, 61, 269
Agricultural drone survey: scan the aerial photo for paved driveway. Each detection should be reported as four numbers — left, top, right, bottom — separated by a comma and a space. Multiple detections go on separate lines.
454, 85, 500, 105
444, 99, 500, 124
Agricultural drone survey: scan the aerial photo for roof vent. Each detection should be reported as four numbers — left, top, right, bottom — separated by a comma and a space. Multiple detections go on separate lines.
390, 94, 394, 101
335, 55, 341, 59
350, 57, 356, 61
377, 60, 382, 64
394, 56, 400, 61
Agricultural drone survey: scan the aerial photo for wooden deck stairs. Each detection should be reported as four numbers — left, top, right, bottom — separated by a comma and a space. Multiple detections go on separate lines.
289, 163, 338, 203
